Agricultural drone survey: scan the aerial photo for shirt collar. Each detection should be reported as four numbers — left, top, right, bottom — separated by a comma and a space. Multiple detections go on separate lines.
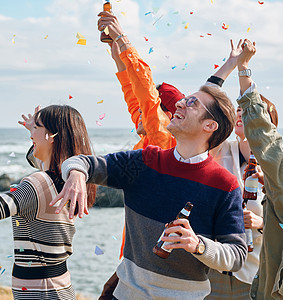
173, 148, 209, 163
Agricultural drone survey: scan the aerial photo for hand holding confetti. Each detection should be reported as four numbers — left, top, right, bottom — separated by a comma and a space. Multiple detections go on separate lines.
18, 105, 41, 131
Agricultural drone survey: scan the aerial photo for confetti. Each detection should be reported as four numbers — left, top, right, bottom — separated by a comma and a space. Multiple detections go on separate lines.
207, 33, 212, 36
190, 12, 193, 14
167, 22, 172, 26
0, 268, 6, 275
149, 47, 154, 54
99, 113, 106, 120
171, 66, 177, 69
24, 58, 28, 63
131, 128, 135, 132
96, 121, 102, 126
247, 27, 251, 32
214, 64, 219, 69
258, 1, 264, 4
9, 152, 15, 157
104, 26, 109, 35
19, 247, 24, 252
7, 255, 13, 258
69, 94, 73, 99
112, 235, 117, 240
121, 11, 126, 16
184, 23, 189, 29
76, 32, 86, 45
12, 34, 16, 44
222, 23, 229, 30
16, 220, 20, 226
200, 35, 204, 37
44, 35, 48, 39
280, 223, 283, 229
185, 63, 189, 68
210, 0, 213, 3
22, 287, 28, 291
10, 185, 18, 192
28, 261, 32, 267
97, 100, 104, 104
145, 12, 151, 16
106, 49, 111, 56
95, 245, 104, 255
144, 36, 148, 41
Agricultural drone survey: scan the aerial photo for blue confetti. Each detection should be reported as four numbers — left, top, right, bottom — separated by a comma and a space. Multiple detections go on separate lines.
223, 58, 226, 62
1, 268, 6, 275
185, 63, 189, 68
149, 47, 154, 54
171, 66, 177, 69
112, 235, 117, 240
7, 255, 13, 258
279, 223, 283, 229
95, 245, 104, 255
145, 12, 151, 16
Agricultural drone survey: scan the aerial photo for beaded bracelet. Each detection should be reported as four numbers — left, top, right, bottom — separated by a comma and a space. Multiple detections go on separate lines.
115, 33, 127, 42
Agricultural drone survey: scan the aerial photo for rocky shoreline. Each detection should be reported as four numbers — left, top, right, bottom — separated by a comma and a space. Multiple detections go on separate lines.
0, 173, 124, 208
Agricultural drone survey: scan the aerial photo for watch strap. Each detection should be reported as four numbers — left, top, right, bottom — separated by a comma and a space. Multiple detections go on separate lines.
238, 69, 252, 77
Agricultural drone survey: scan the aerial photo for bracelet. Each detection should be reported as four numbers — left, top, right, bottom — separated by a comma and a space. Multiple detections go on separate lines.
115, 33, 127, 42
120, 42, 131, 51
238, 69, 252, 77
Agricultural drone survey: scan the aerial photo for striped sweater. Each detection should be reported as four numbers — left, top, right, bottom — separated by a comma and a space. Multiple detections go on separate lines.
62, 146, 248, 300
0, 171, 76, 300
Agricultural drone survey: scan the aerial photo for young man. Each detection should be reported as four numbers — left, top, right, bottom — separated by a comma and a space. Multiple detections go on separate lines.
236, 39, 283, 300
51, 81, 248, 299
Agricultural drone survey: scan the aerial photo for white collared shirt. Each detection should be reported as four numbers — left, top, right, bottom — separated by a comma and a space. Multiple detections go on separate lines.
173, 148, 208, 163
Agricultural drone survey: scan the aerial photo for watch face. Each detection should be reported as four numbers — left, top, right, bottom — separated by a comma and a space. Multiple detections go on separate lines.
198, 243, 205, 254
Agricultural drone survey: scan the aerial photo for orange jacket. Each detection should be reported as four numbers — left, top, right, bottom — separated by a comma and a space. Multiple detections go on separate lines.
117, 47, 176, 150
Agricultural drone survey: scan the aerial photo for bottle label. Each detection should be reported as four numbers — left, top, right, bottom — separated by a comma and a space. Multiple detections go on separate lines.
157, 230, 179, 253
180, 208, 190, 217
245, 228, 253, 246
244, 176, 258, 193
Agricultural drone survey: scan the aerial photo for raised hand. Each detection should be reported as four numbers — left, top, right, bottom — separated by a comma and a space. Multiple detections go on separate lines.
18, 105, 41, 131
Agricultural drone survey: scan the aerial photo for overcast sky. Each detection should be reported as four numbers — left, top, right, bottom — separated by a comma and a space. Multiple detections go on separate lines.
0, 0, 282, 129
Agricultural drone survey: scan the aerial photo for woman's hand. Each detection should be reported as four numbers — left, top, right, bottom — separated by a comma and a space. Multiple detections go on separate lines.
18, 105, 41, 131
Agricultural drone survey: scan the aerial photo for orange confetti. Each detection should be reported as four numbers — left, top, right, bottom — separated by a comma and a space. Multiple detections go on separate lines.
97, 100, 104, 104
144, 36, 148, 41
222, 23, 229, 30
247, 27, 251, 32
214, 64, 219, 69
184, 23, 189, 29
258, 1, 264, 4
69, 95, 73, 99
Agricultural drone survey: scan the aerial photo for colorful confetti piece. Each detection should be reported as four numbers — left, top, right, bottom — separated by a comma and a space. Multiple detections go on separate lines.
9, 152, 15, 157
99, 113, 106, 120
223, 58, 226, 62
214, 64, 219, 69
44, 35, 48, 39
112, 235, 117, 240
106, 49, 111, 56
145, 12, 151, 16
96, 121, 102, 126
76, 32, 86, 45
190, 12, 194, 14
24, 58, 28, 63
69, 94, 73, 100
95, 245, 104, 255
12, 34, 16, 44
7, 255, 13, 258
22, 287, 27, 291
131, 128, 135, 132
258, 1, 264, 4
16, 220, 20, 227
149, 47, 154, 54
104, 26, 109, 35
1, 268, 6, 275
144, 36, 148, 41
207, 33, 212, 36
222, 23, 229, 30
19, 247, 24, 252
97, 100, 104, 104
184, 23, 189, 29
152, 15, 163, 26
279, 223, 283, 229
121, 11, 126, 16
171, 66, 177, 69
200, 35, 204, 38
28, 261, 32, 267
247, 27, 251, 32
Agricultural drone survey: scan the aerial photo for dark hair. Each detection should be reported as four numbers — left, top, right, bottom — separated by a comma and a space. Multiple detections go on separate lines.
199, 85, 236, 150
34, 105, 96, 211
260, 94, 278, 128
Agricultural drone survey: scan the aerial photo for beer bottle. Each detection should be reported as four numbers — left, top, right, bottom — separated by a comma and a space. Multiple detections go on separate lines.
100, 0, 113, 43
242, 200, 254, 252
242, 152, 258, 252
153, 202, 193, 259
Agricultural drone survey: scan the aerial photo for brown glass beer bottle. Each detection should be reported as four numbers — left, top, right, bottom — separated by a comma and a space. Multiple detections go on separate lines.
100, 0, 113, 43
242, 152, 258, 252
153, 202, 193, 259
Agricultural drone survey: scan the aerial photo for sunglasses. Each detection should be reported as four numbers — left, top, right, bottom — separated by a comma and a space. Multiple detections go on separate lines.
179, 96, 216, 120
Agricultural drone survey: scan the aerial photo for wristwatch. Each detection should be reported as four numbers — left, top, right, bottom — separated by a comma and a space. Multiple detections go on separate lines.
238, 69, 252, 77
193, 237, 206, 255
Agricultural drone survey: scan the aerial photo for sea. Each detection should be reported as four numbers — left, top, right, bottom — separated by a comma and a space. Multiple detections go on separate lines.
0, 127, 139, 299
0, 127, 282, 299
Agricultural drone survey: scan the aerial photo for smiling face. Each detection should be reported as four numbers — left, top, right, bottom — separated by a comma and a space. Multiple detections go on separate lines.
167, 91, 217, 138
30, 118, 53, 168
234, 106, 245, 140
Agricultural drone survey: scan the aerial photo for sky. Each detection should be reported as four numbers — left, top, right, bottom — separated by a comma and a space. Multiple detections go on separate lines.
0, 0, 282, 129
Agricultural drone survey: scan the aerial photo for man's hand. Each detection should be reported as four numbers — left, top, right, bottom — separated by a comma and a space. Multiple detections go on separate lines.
97, 11, 124, 41
161, 219, 200, 253
243, 210, 264, 230
18, 105, 41, 131
238, 39, 256, 69
50, 170, 88, 219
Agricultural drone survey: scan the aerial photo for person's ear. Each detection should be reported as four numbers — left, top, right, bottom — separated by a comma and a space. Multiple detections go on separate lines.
164, 111, 172, 120
203, 120, 218, 133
